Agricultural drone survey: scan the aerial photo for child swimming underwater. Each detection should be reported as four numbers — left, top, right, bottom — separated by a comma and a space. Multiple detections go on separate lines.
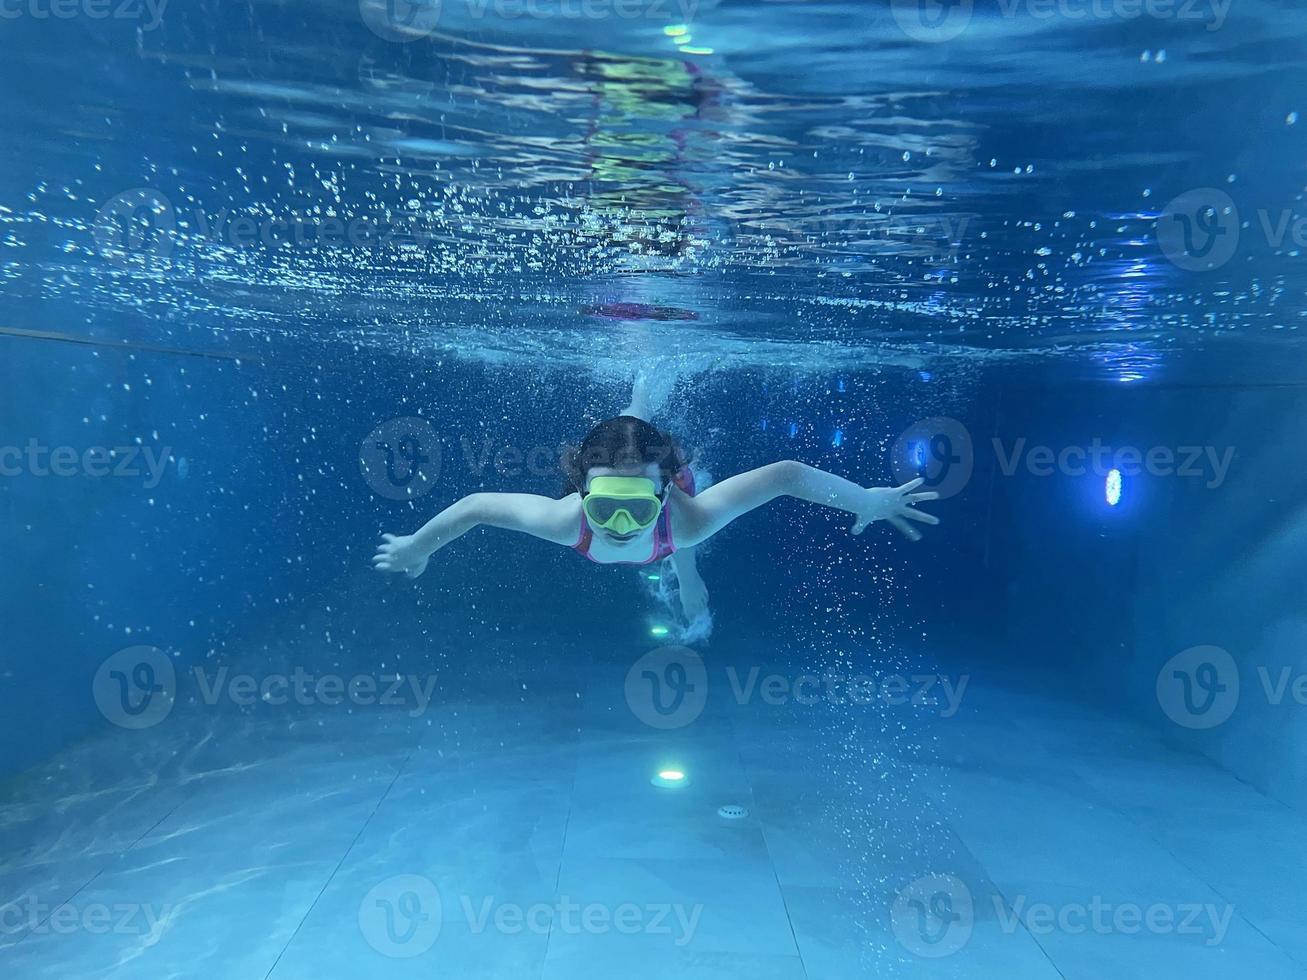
371, 400, 942, 625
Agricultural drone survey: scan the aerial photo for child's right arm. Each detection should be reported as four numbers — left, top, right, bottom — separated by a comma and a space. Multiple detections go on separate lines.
372, 493, 579, 578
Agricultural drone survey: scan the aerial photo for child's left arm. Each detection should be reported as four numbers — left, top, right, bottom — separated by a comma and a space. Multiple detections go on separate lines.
675, 460, 939, 548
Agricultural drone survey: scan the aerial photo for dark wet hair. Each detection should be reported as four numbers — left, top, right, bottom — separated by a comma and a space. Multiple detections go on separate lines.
563, 415, 688, 495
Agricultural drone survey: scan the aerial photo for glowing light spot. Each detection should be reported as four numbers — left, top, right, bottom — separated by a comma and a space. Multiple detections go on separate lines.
663, 24, 689, 36
652, 768, 689, 787
646, 573, 660, 581
1105, 469, 1123, 507
833, 428, 844, 448
681, 46, 714, 55
673, 35, 692, 45
650, 625, 670, 637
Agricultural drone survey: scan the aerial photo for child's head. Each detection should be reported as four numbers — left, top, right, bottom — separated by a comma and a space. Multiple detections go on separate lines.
564, 415, 687, 495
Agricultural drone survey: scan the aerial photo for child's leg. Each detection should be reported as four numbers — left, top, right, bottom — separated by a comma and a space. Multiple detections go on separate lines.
621, 368, 654, 421
623, 366, 711, 639
670, 546, 710, 627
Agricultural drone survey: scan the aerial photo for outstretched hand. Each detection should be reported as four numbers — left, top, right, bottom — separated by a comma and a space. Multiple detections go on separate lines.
373, 533, 430, 579
850, 478, 941, 541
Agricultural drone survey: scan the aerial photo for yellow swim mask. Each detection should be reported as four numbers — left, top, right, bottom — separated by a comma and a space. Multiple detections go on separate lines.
583, 476, 664, 534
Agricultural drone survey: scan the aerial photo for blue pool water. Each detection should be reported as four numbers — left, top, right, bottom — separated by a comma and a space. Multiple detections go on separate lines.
3, 1, 1307, 977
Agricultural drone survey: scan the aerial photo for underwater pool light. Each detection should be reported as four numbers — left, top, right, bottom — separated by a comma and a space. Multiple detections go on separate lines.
650, 625, 670, 637
832, 428, 844, 448
1105, 468, 1123, 507
646, 573, 661, 582
911, 440, 929, 468
652, 768, 688, 788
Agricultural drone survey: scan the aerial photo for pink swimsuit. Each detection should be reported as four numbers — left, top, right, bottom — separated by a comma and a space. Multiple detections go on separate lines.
573, 467, 697, 566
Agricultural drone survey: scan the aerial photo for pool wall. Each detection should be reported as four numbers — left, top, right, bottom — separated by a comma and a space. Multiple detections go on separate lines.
996, 380, 1307, 812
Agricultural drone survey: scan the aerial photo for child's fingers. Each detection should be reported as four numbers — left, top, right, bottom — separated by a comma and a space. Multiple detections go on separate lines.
889, 515, 921, 541
902, 509, 939, 525
850, 517, 868, 535
381, 532, 397, 542
907, 491, 940, 502
896, 478, 925, 493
